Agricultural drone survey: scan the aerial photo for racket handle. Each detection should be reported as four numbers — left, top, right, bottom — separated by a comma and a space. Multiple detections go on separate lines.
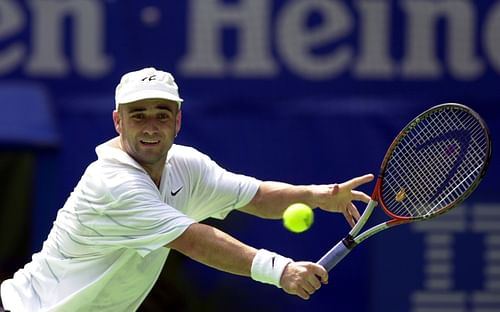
317, 240, 352, 272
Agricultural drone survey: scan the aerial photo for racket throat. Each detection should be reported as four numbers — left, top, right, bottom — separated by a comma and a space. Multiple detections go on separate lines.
342, 234, 357, 249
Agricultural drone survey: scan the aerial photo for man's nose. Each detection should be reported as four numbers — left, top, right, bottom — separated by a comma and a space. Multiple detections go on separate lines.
143, 120, 159, 135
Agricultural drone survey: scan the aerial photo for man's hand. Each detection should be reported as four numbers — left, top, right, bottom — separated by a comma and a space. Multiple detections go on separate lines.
317, 174, 374, 227
280, 261, 328, 300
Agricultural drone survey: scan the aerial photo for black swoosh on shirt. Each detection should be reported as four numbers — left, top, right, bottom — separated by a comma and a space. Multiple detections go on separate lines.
170, 186, 183, 196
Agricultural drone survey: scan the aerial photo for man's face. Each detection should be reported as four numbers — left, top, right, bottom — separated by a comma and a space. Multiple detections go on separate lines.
113, 99, 181, 169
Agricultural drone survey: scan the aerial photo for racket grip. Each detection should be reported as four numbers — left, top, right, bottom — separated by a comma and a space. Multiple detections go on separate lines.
317, 240, 352, 272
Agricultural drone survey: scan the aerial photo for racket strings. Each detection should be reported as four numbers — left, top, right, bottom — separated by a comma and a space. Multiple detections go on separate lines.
402, 113, 483, 209
387, 116, 462, 210
398, 112, 484, 215
381, 107, 489, 218
410, 114, 485, 214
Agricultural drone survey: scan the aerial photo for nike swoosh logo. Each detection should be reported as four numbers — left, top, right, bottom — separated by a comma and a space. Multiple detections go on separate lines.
170, 186, 183, 196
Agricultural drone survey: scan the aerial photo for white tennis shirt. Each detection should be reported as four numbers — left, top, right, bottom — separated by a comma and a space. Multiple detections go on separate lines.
1, 138, 260, 312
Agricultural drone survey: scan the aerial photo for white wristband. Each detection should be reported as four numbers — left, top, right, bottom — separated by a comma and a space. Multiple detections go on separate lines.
250, 249, 293, 288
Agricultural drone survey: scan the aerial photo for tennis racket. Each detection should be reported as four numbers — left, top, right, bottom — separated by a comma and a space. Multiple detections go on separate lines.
317, 103, 492, 272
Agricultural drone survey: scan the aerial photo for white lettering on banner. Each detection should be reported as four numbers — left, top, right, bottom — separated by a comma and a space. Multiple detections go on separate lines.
410, 204, 500, 311
400, 0, 484, 80
353, 0, 395, 79
179, 0, 276, 77
0, 1, 25, 73
0, 0, 111, 77
27, 0, 112, 77
180, 0, 500, 80
0, 0, 498, 80
485, 4, 500, 72
276, 0, 353, 79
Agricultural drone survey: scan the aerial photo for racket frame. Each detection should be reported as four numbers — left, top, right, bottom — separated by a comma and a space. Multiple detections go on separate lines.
376, 103, 492, 222
317, 103, 492, 272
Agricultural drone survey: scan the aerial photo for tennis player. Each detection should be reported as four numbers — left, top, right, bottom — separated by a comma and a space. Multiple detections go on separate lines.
0, 67, 373, 311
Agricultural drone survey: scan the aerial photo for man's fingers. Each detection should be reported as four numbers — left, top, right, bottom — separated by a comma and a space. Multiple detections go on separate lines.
298, 289, 310, 300
302, 281, 317, 295
343, 203, 360, 227
307, 274, 322, 290
284, 262, 329, 300
344, 212, 356, 227
301, 278, 322, 299
346, 174, 374, 189
349, 203, 361, 220
312, 263, 329, 284
352, 190, 372, 204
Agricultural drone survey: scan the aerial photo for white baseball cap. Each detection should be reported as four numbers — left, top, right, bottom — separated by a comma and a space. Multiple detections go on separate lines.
114, 67, 183, 110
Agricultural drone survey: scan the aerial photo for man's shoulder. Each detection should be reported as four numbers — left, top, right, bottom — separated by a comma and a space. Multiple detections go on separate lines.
83, 157, 150, 187
169, 144, 208, 162
167, 144, 216, 179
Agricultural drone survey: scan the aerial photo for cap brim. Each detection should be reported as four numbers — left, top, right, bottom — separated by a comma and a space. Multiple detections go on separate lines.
117, 90, 183, 105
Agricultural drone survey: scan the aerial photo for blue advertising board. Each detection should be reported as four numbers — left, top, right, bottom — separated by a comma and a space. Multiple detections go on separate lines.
1, 1, 498, 311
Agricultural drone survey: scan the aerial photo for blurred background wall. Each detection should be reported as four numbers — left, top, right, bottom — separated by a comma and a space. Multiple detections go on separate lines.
0, 0, 498, 311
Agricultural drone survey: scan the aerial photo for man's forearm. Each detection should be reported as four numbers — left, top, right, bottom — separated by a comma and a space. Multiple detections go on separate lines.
239, 181, 318, 219
167, 222, 307, 292
167, 223, 257, 276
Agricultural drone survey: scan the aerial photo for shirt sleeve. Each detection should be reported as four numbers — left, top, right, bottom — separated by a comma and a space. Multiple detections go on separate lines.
64, 162, 196, 257
184, 149, 261, 220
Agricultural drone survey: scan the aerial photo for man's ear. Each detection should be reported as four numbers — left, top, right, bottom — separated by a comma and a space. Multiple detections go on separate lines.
175, 110, 182, 137
112, 110, 121, 134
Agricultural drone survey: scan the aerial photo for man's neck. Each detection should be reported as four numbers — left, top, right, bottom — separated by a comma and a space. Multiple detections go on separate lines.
141, 163, 165, 188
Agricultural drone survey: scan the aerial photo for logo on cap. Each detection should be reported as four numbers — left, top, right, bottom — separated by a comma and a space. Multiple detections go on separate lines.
142, 75, 157, 82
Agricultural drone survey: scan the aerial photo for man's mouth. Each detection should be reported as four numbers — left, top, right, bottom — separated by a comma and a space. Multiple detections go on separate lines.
140, 139, 160, 145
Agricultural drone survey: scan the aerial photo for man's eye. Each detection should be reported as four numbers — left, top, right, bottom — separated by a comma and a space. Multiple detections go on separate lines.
158, 113, 170, 120
131, 114, 144, 120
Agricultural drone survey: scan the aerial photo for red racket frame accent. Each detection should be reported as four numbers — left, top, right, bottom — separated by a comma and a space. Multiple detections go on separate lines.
371, 176, 414, 226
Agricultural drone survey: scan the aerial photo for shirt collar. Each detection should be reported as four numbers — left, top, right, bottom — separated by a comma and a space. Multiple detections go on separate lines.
95, 137, 146, 172
95, 137, 175, 171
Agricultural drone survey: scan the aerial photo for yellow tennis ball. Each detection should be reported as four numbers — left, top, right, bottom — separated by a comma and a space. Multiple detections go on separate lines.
283, 203, 314, 233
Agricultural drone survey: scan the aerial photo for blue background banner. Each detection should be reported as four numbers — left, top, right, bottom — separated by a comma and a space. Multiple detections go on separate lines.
1, 1, 499, 311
